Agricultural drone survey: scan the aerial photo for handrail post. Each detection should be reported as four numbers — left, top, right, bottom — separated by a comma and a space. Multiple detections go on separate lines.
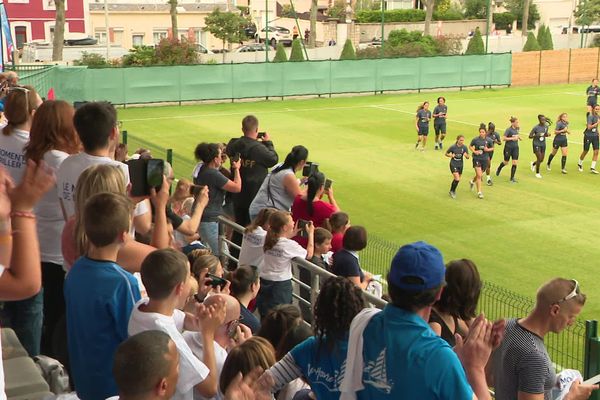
310, 272, 320, 328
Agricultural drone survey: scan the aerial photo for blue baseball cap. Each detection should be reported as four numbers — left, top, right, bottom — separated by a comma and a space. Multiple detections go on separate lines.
388, 241, 445, 291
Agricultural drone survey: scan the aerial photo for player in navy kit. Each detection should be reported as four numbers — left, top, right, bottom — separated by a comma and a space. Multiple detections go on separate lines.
496, 116, 521, 183
485, 122, 502, 186
433, 97, 448, 150
578, 104, 600, 174
586, 78, 599, 114
547, 113, 569, 174
415, 101, 431, 151
445, 135, 469, 199
529, 114, 550, 179
469, 124, 493, 199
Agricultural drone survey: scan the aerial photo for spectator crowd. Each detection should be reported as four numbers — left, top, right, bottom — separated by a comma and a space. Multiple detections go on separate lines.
0, 77, 597, 400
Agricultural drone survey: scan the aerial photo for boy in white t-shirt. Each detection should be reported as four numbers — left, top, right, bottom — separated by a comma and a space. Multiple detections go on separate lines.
128, 248, 226, 400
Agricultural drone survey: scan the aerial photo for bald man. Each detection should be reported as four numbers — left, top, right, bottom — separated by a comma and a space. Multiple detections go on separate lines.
113, 330, 179, 400
184, 293, 251, 395
491, 278, 597, 400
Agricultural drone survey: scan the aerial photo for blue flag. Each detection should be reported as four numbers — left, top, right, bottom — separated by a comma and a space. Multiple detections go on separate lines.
0, 2, 13, 66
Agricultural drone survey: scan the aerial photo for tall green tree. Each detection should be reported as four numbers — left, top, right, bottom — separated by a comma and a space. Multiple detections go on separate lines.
273, 42, 287, 62
203, 9, 246, 56
52, 0, 66, 61
464, 0, 486, 19
505, 0, 540, 33
537, 24, 554, 50
575, 0, 600, 26
289, 38, 305, 61
465, 27, 485, 54
423, 0, 435, 36
340, 39, 356, 59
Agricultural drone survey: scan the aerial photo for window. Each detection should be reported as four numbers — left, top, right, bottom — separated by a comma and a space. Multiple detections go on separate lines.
94, 30, 107, 44
14, 26, 27, 49
153, 31, 168, 44
113, 29, 123, 45
132, 34, 144, 46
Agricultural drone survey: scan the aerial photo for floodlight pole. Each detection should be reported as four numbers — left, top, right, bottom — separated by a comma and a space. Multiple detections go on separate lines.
104, 0, 109, 60
265, 0, 269, 62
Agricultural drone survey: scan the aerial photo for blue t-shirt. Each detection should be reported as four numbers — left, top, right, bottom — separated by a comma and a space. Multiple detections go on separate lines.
357, 305, 473, 400
64, 257, 141, 400
291, 336, 349, 400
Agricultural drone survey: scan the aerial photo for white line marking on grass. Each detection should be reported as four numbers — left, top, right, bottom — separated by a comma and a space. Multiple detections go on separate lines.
120, 91, 575, 123
370, 105, 480, 127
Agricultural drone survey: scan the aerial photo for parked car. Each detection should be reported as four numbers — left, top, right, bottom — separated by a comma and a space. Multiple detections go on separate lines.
234, 43, 270, 52
255, 26, 292, 47
197, 43, 215, 54
244, 23, 257, 39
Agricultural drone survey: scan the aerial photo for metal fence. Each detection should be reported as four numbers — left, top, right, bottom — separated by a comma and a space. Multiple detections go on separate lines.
360, 234, 589, 372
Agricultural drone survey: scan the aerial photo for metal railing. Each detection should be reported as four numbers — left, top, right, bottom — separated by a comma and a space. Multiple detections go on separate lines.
217, 216, 387, 318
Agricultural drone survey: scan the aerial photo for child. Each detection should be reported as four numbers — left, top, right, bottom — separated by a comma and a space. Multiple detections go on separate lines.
310, 228, 333, 269
128, 248, 227, 400
328, 212, 349, 254
64, 192, 141, 400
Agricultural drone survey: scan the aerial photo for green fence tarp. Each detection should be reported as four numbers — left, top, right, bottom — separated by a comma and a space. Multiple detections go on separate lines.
46, 53, 512, 104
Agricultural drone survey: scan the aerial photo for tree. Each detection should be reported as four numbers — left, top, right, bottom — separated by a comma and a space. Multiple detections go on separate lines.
505, 0, 540, 32
522, 31, 541, 51
52, 0, 66, 61
154, 37, 198, 65
423, 0, 435, 36
521, 0, 531, 36
168, 0, 178, 40
289, 38, 305, 61
544, 25, 554, 49
309, 0, 317, 47
273, 42, 287, 62
464, 0, 486, 19
575, 0, 600, 26
203, 9, 246, 56
465, 27, 485, 54
340, 39, 356, 59
537, 24, 553, 50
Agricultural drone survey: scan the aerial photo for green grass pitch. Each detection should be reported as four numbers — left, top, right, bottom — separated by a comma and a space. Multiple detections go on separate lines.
120, 83, 600, 319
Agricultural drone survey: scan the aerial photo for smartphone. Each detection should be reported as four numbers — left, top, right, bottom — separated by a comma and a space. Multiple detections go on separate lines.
146, 159, 164, 190
127, 158, 165, 197
302, 162, 319, 177
324, 178, 333, 190
207, 273, 227, 289
189, 184, 205, 197
257, 131, 266, 139
231, 153, 241, 163
583, 373, 600, 385
298, 219, 309, 238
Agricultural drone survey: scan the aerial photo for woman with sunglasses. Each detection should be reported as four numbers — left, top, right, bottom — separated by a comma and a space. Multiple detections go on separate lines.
0, 85, 42, 183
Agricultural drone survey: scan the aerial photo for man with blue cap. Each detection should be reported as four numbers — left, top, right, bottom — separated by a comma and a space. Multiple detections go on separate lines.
340, 241, 500, 400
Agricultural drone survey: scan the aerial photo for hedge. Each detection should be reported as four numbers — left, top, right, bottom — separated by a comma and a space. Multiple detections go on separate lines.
355, 8, 464, 23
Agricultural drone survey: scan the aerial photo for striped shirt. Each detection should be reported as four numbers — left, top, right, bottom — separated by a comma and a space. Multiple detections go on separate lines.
492, 319, 556, 400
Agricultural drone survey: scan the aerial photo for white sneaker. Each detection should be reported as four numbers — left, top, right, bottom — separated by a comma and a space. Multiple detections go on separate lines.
592, 168, 599, 174
578, 164, 584, 172
530, 162, 536, 172
562, 169, 568, 174
546, 164, 551, 171
535, 173, 542, 179
477, 192, 484, 199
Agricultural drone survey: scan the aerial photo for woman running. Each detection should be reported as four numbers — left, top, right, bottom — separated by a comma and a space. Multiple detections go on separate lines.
586, 78, 599, 114
415, 101, 431, 151
469, 124, 493, 199
433, 97, 448, 150
496, 116, 521, 183
529, 114, 550, 179
445, 135, 469, 199
547, 113, 569, 174
578, 104, 600, 174
485, 122, 502, 186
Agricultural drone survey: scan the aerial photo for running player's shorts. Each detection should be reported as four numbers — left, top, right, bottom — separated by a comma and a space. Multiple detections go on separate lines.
553, 136, 568, 149
434, 122, 446, 135
450, 162, 463, 175
587, 98, 597, 107
503, 146, 519, 161
584, 136, 600, 151
418, 124, 429, 136
533, 144, 546, 154
473, 158, 488, 170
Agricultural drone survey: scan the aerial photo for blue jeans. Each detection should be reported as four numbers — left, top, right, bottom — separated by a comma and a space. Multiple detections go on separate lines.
256, 278, 292, 319
199, 222, 220, 256
1, 290, 44, 356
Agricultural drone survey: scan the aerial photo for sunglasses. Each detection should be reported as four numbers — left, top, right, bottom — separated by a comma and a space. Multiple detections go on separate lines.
9, 86, 36, 111
555, 279, 579, 304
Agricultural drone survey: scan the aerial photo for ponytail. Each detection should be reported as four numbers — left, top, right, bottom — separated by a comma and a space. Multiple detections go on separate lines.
272, 145, 308, 174
263, 211, 290, 252
245, 207, 276, 234
306, 172, 325, 216
194, 142, 220, 164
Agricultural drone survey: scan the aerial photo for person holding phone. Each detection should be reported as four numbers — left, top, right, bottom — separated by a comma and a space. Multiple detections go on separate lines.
496, 116, 521, 183
547, 113, 570, 174
415, 101, 431, 151
578, 105, 600, 174
256, 210, 314, 318
291, 171, 339, 247
248, 145, 308, 221
193, 142, 241, 256
445, 135, 469, 199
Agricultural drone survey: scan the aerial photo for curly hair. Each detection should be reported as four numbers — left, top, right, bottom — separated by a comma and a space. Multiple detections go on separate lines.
314, 276, 365, 354
435, 259, 482, 320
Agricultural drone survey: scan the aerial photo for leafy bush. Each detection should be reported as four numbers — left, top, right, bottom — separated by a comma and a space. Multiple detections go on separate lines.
281, 4, 295, 18
433, 7, 464, 20
340, 39, 356, 59
464, 0, 487, 19
434, 35, 463, 55
465, 27, 485, 54
434, 0, 451, 14
122, 45, 155, 66
327, 0, 347, 20
505, 0, 540, 29
273, 42, 287, 62
493, 12, 515, 31
356, 9, 425, 23
537, 24, 553, 50
154, 37, 198, 65
73, 52, 109, 67
523, 32, 541, 51
289, 39, 305, 61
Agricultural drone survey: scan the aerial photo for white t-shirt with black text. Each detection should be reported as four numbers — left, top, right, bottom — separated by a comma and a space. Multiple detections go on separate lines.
0, 128, 29, 184
238, 226, 266, 268
128, 298, 209, 400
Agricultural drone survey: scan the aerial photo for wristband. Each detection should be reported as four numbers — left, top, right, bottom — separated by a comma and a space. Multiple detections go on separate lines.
10, 211, 36, 219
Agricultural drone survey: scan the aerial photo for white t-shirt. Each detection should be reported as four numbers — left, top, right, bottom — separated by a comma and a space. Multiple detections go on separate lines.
238, 227, 266, 268
0, 128, 29, 184
183, 331, 228, 400
259, 237, 307, 281
56, 152, 130, 218
34, 150, 70, 265
128, 299, 209, 400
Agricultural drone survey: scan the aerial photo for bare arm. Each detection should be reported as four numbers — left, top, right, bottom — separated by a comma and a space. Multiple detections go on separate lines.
304, 221, 314, 260
195, 300, 227, 398
150, 177, 170, 249
116, 238, 156, 273
132, 200, 152, 236
324, 188, 339, 211
177, 186, 209, 236
222, 160, 241, 193
282, 173, 304, 199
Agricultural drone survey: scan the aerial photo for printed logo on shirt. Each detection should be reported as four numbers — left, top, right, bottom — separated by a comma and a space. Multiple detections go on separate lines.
0, 149, 25, 170
363, 348, 393, 394
306, 360, 346, 392
61, 182, 75, 202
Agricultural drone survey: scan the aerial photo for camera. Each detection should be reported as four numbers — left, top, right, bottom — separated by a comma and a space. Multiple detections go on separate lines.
302, 162, 319, 177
